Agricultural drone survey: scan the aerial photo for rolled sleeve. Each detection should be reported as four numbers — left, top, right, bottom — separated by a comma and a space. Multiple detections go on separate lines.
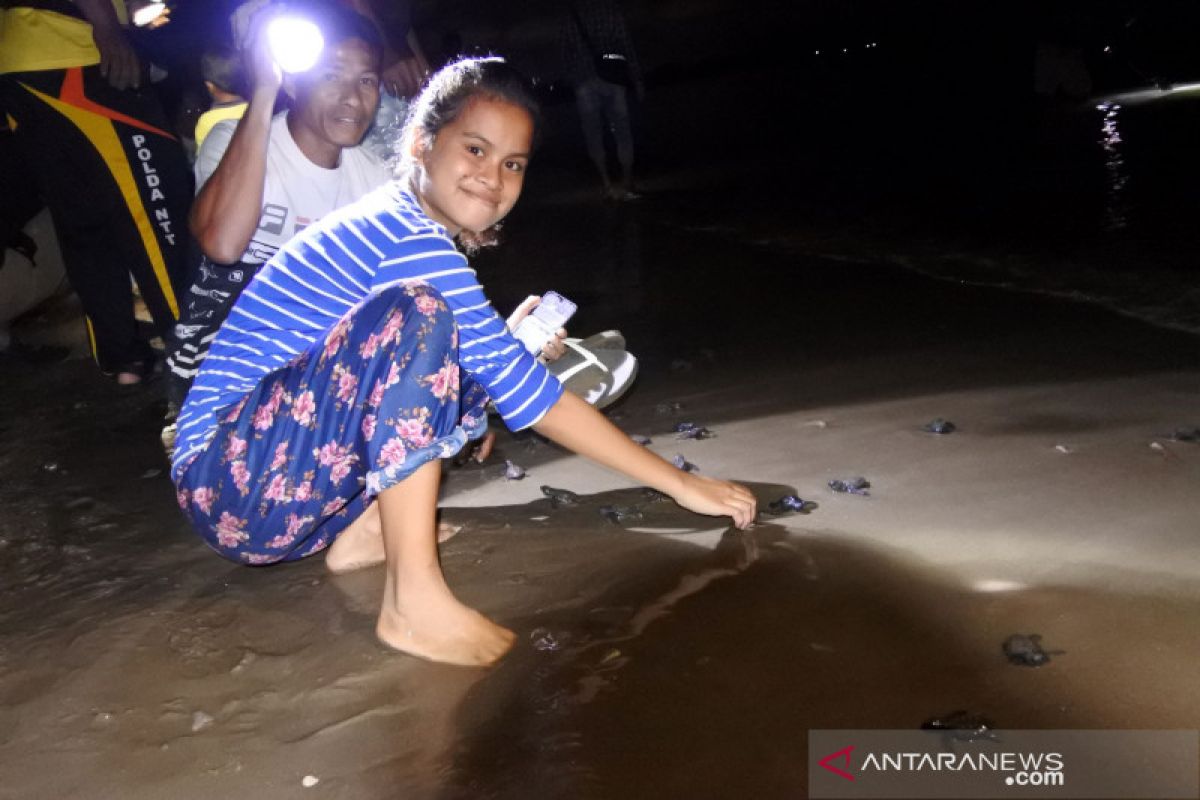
470, 346, 563, 430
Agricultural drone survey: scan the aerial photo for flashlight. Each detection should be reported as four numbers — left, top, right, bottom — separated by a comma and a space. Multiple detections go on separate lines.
131, 1, 167, 27
267, 16, 324, 73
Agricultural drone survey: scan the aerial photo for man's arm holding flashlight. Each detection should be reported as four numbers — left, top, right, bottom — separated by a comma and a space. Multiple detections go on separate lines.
189, 20, 279, 264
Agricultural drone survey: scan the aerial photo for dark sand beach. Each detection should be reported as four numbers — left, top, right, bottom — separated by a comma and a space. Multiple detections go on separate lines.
3, 181, 1199, 797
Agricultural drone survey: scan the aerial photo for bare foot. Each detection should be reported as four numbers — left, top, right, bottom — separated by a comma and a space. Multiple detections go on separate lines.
437, 520, 462, 543
377, 581, 516, 666
325, 504, 383, 574
328, 507, 460, 573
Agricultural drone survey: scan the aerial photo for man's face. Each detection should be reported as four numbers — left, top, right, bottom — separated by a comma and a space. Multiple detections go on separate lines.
290, 37, 381, 151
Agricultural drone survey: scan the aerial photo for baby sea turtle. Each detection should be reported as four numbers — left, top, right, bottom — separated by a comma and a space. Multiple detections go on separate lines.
671, 454, 699, 473
540, 485, 582, 508
504, 460, 526, 480
1170, 427, 1200, 443
1002, 633, 1061, 667
599, 504, 643, 524
630, 434, 653, 446
674, 421, 717, 440
766, 494, 815, 515
828, 476, 870, 495
922, 418, 957, 434
921, 710, 1000, 743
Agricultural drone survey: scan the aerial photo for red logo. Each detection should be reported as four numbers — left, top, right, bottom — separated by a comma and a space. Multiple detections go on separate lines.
819, 745, 856, 781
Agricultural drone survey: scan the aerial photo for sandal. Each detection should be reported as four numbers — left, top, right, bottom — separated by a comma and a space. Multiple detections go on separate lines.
548, 330, 639, 410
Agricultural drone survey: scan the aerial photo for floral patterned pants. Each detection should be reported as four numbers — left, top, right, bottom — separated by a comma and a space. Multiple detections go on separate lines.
174, 283, 489, 564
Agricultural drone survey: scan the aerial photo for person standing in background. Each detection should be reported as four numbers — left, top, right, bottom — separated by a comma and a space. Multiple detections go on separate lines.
0, 0, 192, 384
194, 44, 247, 151
560, 0, 644, 201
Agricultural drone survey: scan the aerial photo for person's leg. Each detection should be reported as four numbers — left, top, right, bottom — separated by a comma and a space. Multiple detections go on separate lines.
0, 67, 190, 378
602, 82, 637, 197
574, 79, 611, 194
373, 459, 515, 666
165, 256, 255, 412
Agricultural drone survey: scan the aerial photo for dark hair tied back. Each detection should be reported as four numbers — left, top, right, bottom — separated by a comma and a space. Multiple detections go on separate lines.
400, 57, 541, 252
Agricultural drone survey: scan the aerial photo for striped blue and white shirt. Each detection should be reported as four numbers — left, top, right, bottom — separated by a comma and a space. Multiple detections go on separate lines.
171, 183, 563, 481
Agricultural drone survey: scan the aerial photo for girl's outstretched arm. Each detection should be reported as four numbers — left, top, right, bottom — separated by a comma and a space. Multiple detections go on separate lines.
533, 391, 758, 529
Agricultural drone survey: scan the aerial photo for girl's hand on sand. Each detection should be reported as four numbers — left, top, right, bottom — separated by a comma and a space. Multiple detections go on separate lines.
672, 474, 757, 530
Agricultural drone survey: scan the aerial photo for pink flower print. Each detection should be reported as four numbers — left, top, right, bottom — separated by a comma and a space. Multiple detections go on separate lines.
321, 497, 346, 516
380, 308, 405, 344
176, 488, 190, 510
301, 533, 330, 556
335, 369, 359, 403
230, 460, 251, 494
242, 553, 276, 564
291, 390, 316, 426
425, 359, 459, 402
316, 441, 348, 467
361, 413, 377, 440
323, 315, 352, 362
264, 473, 289, 502
266, 513, 314, 548
252, 403, 276, 431
287, 513, 312, 536
270, 442, 289, 471
268, 382, 286, 411
360, 332, 381, 360
191, 486, 215, 515
225, 434, 247, 462
214, 511, 248, 548
395, 417, 433, 448
385, 361, 402, 388
293, 481, 313, 502
330, 454, 358, 483
414, 293, 439, 316
222, 394, 249, 423
368, 379, 386, 408
379, 436, 407, 469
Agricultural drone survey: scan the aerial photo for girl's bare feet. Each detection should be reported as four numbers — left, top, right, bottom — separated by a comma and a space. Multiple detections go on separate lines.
326, 505, 461, 573
376, 575, 515, 666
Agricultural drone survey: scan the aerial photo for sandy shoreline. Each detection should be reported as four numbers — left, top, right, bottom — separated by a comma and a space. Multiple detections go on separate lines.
2, 197, 1199, 797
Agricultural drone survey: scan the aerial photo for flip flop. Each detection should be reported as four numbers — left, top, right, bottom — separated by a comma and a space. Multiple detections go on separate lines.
549, 330, 638, 410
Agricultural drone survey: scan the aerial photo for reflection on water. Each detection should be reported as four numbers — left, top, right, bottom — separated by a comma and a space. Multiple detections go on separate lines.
1096, 101, 1129, 231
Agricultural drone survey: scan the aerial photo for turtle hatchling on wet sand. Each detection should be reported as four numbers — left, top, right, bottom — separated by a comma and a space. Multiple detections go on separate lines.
599, 505, 643, 524
671, 454, 699, 473
828, 476, 870, 495
1169, 427, 1200, 443
1002, 633, 1062, 666
674, 421, 717, 440
541, 485, 582, 508
765, 494, 817, 515
504, 460, 526, 480
922, 418, 957, 434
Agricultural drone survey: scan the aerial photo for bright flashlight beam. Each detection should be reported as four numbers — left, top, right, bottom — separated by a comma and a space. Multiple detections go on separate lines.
267, 17, 325, 74
132, 2, 166, 27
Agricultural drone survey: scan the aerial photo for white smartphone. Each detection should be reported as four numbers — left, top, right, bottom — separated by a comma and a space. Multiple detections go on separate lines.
513, 291, 577, 355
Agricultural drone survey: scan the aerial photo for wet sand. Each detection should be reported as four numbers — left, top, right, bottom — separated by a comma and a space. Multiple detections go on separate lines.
4, 100, 1200, 798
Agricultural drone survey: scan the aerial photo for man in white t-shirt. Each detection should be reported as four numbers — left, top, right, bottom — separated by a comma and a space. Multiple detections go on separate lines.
165, 4, 391, 412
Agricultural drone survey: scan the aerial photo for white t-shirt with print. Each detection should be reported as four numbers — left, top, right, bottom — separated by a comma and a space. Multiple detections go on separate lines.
194, 111, 392, 265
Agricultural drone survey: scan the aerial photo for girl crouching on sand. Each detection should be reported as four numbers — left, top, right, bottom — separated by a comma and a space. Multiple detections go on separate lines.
169, 57, 757, 666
